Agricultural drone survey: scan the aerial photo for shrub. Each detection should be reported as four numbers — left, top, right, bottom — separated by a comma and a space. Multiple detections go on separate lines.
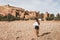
3, 14, 15, 21
30, 18, 36, 20
20, 18, 24, 20
46, 17, 54, 20
54, 17, 60, 21
24, 18, 29, 21
46, 14, 54, 21
54, 13, 60, 21
0, 14, 21, 21
15, 17, 20, 20
0, 14, 4, 21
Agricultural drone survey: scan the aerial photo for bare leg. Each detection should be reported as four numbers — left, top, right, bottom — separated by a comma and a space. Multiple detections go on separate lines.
36, 29, 39, 37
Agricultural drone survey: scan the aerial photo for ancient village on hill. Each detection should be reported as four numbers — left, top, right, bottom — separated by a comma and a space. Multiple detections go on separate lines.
0, 4, 60, 21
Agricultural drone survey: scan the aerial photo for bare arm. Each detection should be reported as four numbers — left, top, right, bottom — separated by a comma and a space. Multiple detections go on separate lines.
37, 19, 40, 25
35, 18, 40, 25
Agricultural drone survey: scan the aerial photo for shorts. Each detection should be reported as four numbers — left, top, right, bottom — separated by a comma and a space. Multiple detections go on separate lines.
35, 26, 39, 30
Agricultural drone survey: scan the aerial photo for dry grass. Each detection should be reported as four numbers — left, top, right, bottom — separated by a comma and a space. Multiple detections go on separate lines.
0, 20, 60, 40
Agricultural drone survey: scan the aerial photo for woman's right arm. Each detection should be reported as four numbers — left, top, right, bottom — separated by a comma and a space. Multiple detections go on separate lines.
36, 18, 40, 25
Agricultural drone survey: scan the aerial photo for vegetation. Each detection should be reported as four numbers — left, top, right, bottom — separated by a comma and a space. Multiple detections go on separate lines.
0, 14, 20, 21
30, 18, 36, 20
39, 13, 44, 21
54, 13, 60, 21
0, 14, 4, 21
0, 13, 60, 21
46, 17, 54, 20
3, 14, 15, 21
46, 14, 54, 20
45, 13, 60, 21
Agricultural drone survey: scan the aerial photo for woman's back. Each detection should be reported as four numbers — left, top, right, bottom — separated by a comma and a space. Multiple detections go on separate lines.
33, 22, 39, 26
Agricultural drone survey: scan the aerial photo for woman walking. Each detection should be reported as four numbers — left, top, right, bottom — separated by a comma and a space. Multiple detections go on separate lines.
33, 18, 40, 37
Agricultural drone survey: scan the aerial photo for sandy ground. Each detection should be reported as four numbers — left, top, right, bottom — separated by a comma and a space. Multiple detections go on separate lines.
0, 20, 60, 40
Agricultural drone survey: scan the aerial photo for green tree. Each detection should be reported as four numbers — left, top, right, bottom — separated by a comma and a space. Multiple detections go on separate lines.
40, 13, 44, 21
3, 14, 15, 21
0, 14, 3, 21
54, 13, 60, 21
46, 14, 54, 20
56, 13, 60, 17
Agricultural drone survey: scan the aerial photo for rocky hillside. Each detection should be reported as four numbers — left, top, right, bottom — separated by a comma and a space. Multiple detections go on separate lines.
0, 5, 39, 19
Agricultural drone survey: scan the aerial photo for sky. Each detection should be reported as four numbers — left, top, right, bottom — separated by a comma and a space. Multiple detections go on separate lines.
0, 0, 60, 15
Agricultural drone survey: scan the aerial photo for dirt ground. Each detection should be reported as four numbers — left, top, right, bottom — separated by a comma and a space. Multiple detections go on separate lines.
0, 20, 60, 40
